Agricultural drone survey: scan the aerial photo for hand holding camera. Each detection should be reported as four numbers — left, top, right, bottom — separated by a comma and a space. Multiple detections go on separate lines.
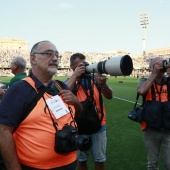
95, 74, 107, 85
73, 63, 86, 78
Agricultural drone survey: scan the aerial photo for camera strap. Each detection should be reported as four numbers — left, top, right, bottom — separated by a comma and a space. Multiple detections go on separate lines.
43, 95, 58, 131
55, 80, 77, 128
87, 74, 104, 121
75, 75, 104, 121
42, 81, 78, 132
153, 80, 164, 101
13, 85, 46, 133
43, 96, 77, 131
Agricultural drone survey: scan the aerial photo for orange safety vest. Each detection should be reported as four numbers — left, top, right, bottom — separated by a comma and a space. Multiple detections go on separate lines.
13, 77, 76, 169
75, 80, 106, 126
141, 82, 168, 130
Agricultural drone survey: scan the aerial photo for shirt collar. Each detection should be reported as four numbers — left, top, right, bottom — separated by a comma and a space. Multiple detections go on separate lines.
29, 73, 58, 95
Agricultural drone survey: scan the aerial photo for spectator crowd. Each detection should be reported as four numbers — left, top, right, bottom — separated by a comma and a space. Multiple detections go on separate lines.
1, 48, 170, 77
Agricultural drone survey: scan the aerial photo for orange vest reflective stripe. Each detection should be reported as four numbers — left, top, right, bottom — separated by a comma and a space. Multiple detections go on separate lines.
13, 77, 76, 169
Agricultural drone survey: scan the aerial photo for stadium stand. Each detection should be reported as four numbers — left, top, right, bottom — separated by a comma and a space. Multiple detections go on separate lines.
0, 38, 170, 78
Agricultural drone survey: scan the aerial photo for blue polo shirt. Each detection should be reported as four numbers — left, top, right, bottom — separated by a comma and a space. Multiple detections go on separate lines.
0, 73, 68, 127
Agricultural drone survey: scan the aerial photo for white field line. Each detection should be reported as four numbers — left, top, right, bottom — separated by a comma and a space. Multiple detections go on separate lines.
112, 96, 141, 105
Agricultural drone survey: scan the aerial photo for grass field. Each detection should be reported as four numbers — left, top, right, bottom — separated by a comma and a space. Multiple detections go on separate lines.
0, 76, 164, 170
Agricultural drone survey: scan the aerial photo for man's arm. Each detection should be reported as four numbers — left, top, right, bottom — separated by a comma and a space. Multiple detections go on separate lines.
95, 75, 113, 100
100, 84, 113, 100
0, 124, 21, 170
137, 61, 163, 95
66, 63, 85, 90
59, 90, 83, 117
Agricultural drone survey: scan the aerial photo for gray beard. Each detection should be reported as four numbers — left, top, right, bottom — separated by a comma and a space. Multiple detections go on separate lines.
47, 68, 57, 76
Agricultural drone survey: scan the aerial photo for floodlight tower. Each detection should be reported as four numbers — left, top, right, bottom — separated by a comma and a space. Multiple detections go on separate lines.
140, 13, 149, 58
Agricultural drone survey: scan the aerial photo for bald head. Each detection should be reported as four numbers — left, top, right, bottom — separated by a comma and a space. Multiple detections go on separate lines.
149, 57, 162, 72
30, 40, 51, 55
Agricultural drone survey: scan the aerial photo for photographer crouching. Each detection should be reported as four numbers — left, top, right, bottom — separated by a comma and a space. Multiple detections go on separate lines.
65, 53, 113, 170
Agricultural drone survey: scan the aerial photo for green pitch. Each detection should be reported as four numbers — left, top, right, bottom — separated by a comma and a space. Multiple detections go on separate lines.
0, 76, 164, 170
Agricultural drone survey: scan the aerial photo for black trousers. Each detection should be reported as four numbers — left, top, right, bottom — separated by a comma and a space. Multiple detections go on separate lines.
21, 161, 77, 170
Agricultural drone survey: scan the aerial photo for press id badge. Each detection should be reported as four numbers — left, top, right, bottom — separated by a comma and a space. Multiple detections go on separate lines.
46, 95, 69, 119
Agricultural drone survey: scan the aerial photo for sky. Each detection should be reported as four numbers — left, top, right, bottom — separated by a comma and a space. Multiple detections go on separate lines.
0, 0, 169, 56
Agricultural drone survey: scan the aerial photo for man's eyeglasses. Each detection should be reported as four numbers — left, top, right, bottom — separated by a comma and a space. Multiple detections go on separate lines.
33, 52, 59, 59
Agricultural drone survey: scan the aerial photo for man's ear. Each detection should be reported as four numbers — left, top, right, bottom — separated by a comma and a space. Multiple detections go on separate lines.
70, 64, 74, 70
30, 54, 37, 65
14, 63, 18, 69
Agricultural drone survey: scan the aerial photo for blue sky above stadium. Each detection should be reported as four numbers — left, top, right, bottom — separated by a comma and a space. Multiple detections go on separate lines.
0, 0, 169, 56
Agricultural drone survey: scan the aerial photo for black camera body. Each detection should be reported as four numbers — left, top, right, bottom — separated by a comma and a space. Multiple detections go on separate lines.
83, 61, 89, 67
81, 61, 92, 77
55, 125, 91, 154
162, 58, 170, 72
